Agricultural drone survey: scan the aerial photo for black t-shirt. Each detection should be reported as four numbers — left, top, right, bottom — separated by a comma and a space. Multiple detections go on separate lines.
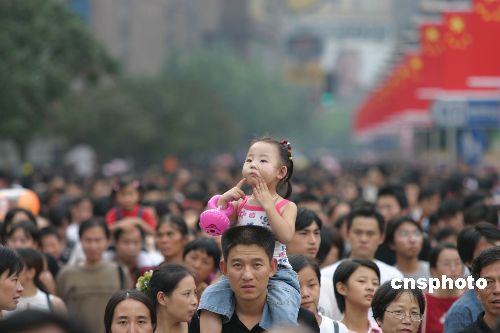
189, 307, 320, 333
458, 312, 495, 333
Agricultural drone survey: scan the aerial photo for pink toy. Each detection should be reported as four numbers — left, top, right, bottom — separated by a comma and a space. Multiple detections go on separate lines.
199, 195, 234, 236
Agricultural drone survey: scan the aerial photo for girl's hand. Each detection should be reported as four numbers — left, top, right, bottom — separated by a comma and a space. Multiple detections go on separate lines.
219, 178, 246, 208
252, 177, 275, 210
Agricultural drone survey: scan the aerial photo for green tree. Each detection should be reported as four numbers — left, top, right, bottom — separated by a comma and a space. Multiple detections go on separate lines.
0, 0, 116, 150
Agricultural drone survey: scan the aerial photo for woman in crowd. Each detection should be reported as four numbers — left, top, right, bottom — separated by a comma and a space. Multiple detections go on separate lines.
104, 289, 156, 333
0, 246, 24, 318
155, 215, 190, 264
139, 263, 198, 333
333, 259, 381, 333
371, 281, 425, 333
289, 254, 347, 333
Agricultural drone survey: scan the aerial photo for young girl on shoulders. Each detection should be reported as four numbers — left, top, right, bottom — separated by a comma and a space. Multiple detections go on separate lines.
199, 137, 300, 332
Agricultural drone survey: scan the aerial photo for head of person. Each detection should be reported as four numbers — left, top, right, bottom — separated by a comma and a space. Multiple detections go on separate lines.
371, 281, 425, 333
220, 225, 277, 303
385, 217, 423, 260
289, 255, 321, 315
295, 193, 324, 218
6, 221, 40, 249
417, 186, 441, 217
434, 227, 458, 246
78, 218, 111, 265
112, 178, 142, 211
145, 264, 197, 323
155, 214, 189, 262
376, 185, 408, 223
436, 198, 464, 231
104, 289, 156, 333
69, 196, 93, 224
316, 226, 344, 268
334, 259, 380, 314
457, 222, 500, 270
16, 248, 50, 293
243, 137, 294, 198
346, 205, 385, 260
182, 237, 220, 284
0, 246, 24, 312
0, 309, 87, 333
428, 244, 463, 282
114, 225, 145, 266
2, 208, 37, 241
471, 247, 500, 326
39, 226, 64, 260
328, 200, 351, 226
287, 208, 322, 258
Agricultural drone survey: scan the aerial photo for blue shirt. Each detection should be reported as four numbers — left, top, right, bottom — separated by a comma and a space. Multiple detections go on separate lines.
444, 289, 483, 333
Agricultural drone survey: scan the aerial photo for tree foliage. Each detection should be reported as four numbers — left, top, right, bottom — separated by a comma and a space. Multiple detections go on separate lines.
0, 0, 116, 147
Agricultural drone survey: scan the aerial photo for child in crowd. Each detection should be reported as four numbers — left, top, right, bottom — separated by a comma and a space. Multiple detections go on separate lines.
198, 137, 300, 332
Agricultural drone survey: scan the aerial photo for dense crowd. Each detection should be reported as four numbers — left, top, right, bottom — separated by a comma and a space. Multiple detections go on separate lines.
0, 138, 500, 333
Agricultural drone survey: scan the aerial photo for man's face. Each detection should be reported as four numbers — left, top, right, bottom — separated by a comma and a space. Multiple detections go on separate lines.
221, 244, 277, 302
476, 260, 500, 320
376, 195, 402, 223
348, 216, 383, 260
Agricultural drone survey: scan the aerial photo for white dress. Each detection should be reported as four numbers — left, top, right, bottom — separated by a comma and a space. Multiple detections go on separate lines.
2, 288, 52, 317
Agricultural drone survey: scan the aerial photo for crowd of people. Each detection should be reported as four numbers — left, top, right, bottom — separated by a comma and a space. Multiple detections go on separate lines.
0, 137, 500, 333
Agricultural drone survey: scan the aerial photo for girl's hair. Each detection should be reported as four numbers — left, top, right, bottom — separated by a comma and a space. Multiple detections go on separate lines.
295, 208, 322, 231
78, 218, 110, 240
0, 246, 24, 277
333, 259, 381, 314
157, 214, 189, 238
251, 137, 294, 199
147, 264, 194, 307
316, 226, 344, 265
182, 238, 221, 271
104, 289, 157, 333
2, 208, 37, 242
428, 243, 458, 269
111, 177, 143, 200
7, 221, 40, 244
15, 248, 49, 293
288, 254, 321, 284
371, 281, 425, 323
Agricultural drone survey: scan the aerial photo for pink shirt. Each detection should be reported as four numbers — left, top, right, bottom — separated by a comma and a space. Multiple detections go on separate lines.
346, 320, 382, 333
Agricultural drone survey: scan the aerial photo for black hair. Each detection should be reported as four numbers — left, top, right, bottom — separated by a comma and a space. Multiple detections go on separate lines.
114, 224, 145, 243
7, 220, 40, 244
418, 186, 440, 202
78, 217, 110, 240
435, 227, 458, 244
471, 246, 500, 280
463, 204, 495, 226
296, 208, 323, 231
0, 309, 87, 333
377, 185, 408, 210
182, 238, 221, 270
463, 191, 487, 211
221, 225, 275, 262
333, 213, 349, 230
457, 222, 500, 266
371, 281, 425, 323
437, 198, 463, 220
347, 205, 385, 234
111, 177, 143, 200
15, 248, 50, 294
250, 137, 294, 199
157, 214, 189, 238
384, 216, 422, 246
289, 254, 321, 284
47, 204, 71, 229
316, 226, 344, 265
0, 246, 24, 277
294, 193, 321, 205
147, 264, 194, 307
333, 259, 381, 314
1, 208, 37, 242
428, 244, 458, 269
39, 226, 62, 241
104, 289, 157, 333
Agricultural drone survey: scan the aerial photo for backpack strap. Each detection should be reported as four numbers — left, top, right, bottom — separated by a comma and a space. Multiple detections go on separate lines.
117, 264, 125, 289
333, 321, 339, 333
45, 292, 53, 312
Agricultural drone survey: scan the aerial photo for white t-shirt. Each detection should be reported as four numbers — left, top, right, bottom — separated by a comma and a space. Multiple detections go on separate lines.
319, 259, 404, 320
319, 313, 349, 333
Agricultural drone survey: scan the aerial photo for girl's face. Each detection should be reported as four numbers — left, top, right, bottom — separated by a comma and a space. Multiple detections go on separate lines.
287, 222, 321, 258
111, 299, 154, 333
337, 266, 379, 311
0, 270, 23, 311
7, 229, 36, 249
297, 266, 320, 314
159, 275, 198, 323
392, 223, 423, 259
116, 184, 140, 211
431, 248, 463, 281
81, 226, 109, 264
242, 142, 286, 188
183, 249, 215, 284
378, 292, 422, 333
156, 222, 186, 261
